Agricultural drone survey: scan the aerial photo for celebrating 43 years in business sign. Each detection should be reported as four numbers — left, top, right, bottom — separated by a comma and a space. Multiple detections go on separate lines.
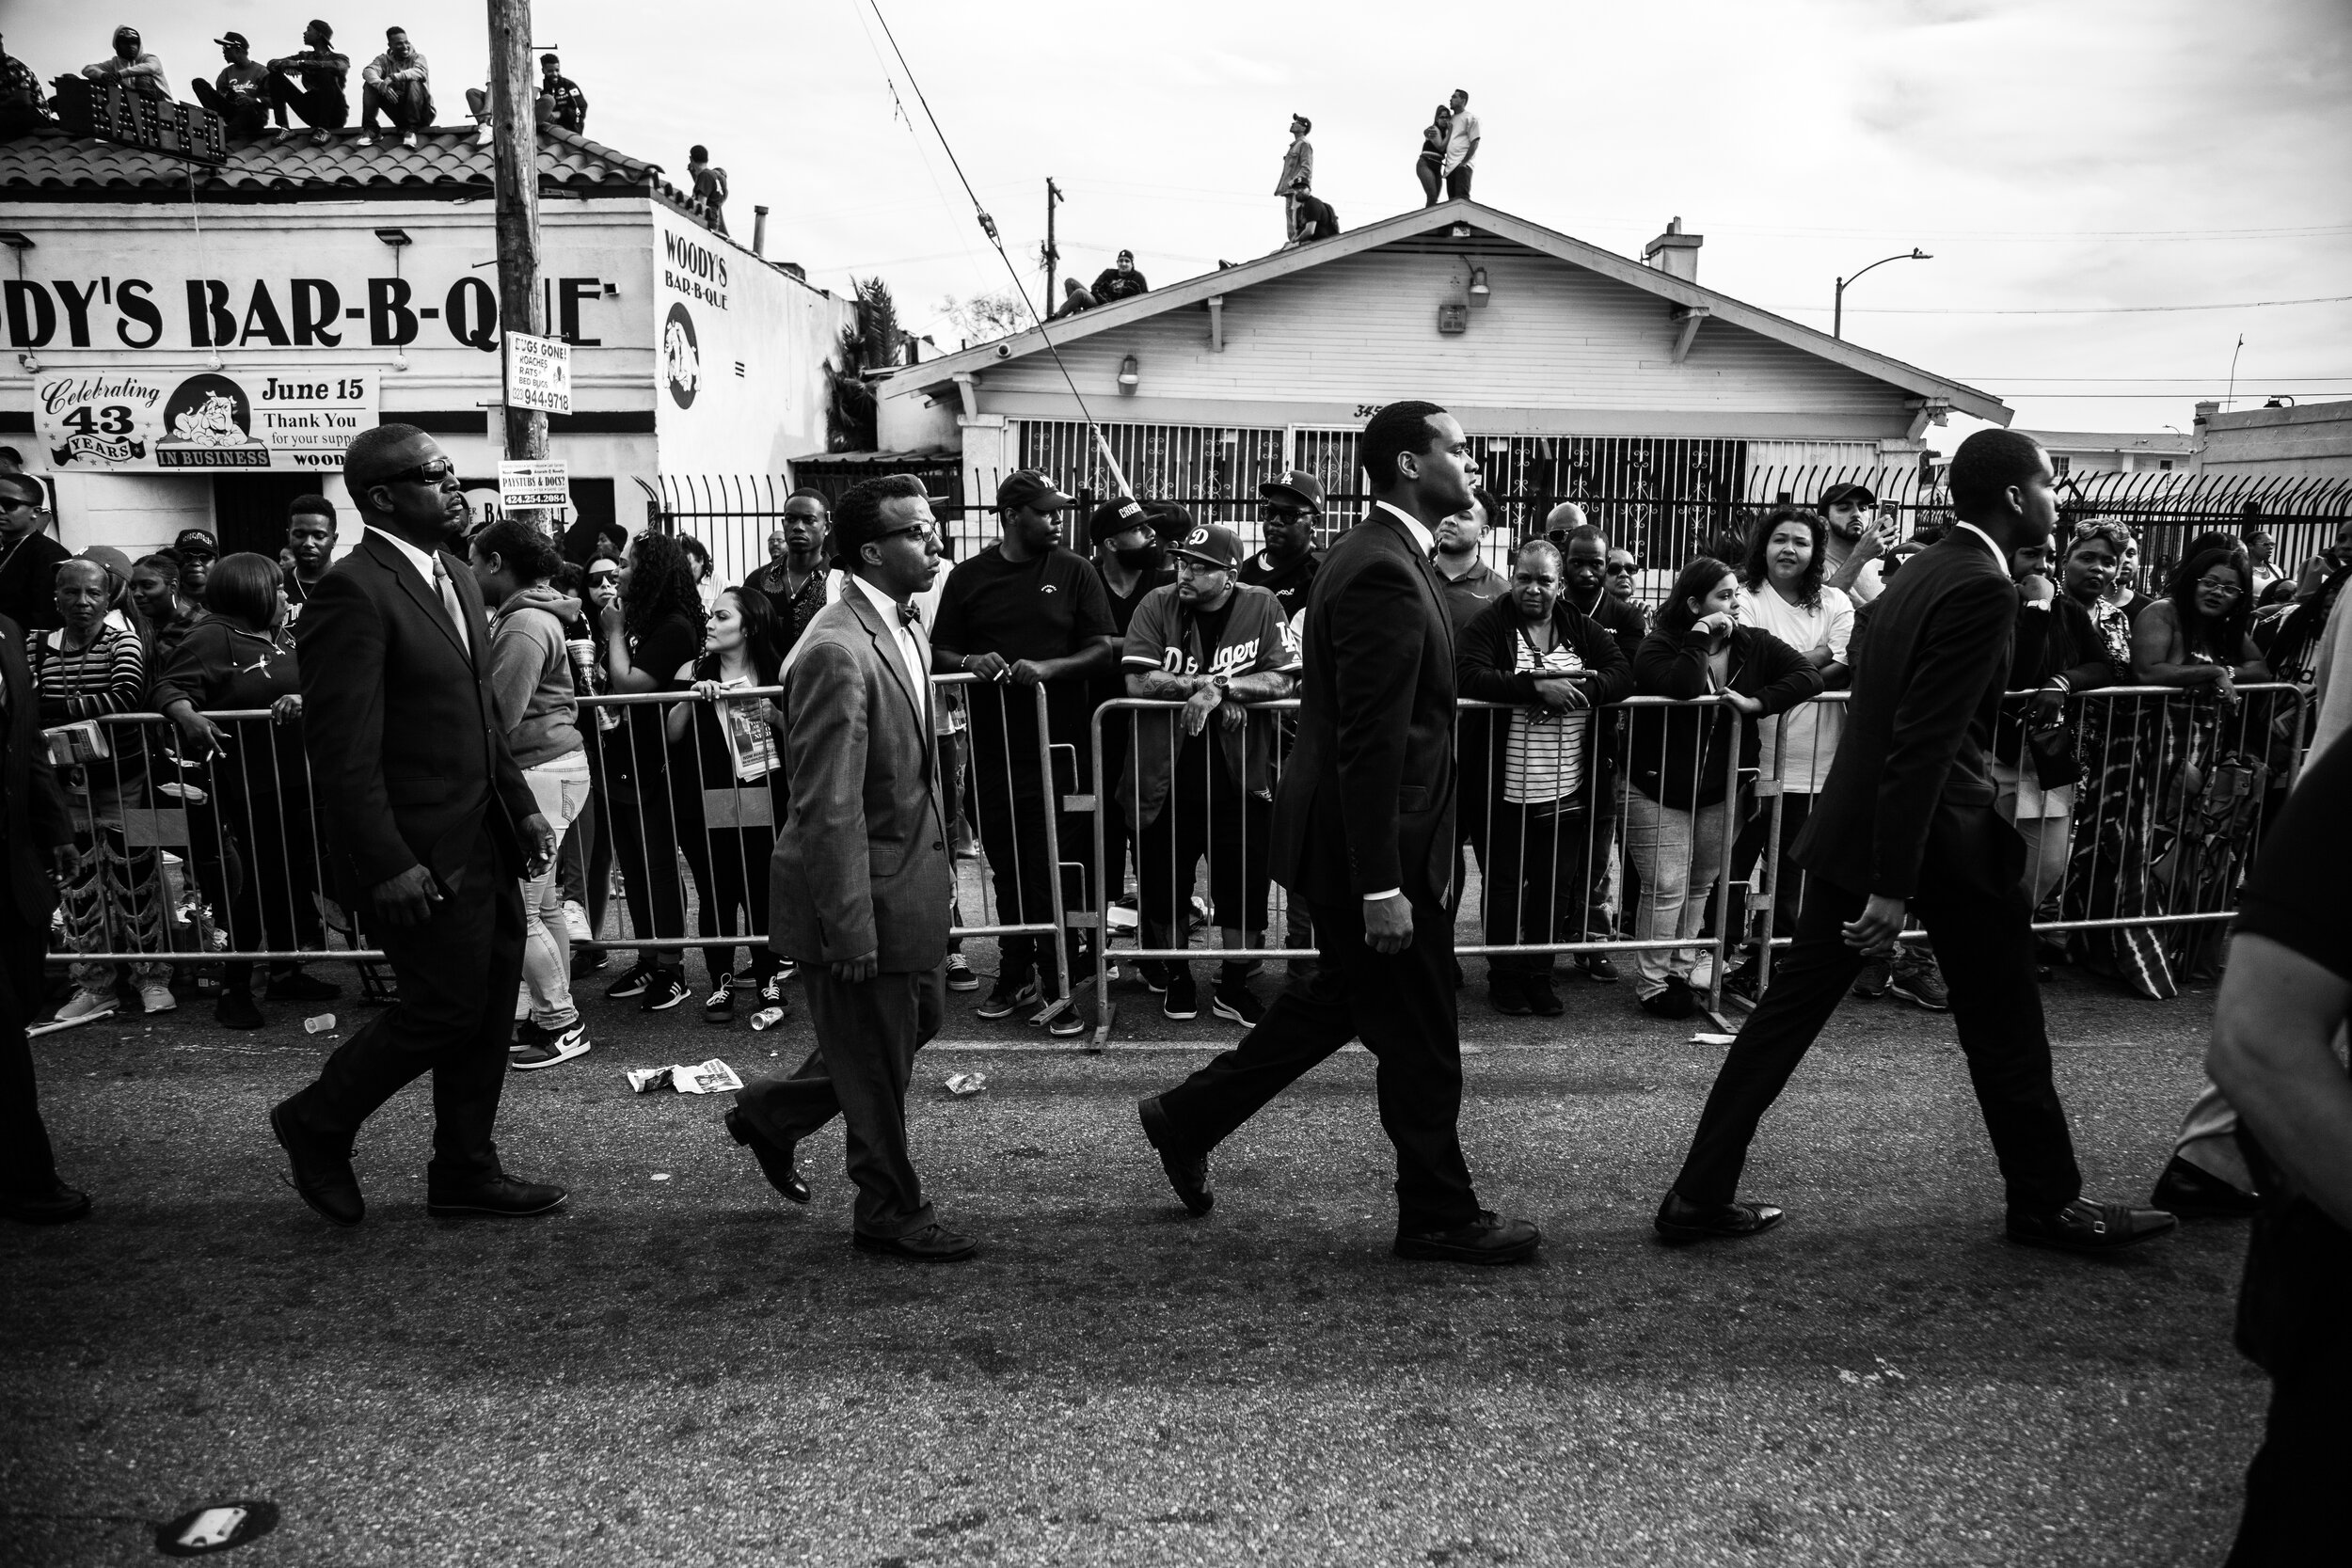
33, 367, 379, 473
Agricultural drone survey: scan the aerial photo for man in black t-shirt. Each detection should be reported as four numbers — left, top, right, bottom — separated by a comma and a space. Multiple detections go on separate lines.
931, 470, 1118, 1031
1089, 496, 1174, 927
1238, 469, 1324, 623
2206, 734, 2352, 1563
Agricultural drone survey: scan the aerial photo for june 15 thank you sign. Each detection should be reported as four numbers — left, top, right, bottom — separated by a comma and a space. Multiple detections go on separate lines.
35, 368, 379, 473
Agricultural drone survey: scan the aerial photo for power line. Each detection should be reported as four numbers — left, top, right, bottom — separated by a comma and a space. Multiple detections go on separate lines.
1786, 293, 2351, 316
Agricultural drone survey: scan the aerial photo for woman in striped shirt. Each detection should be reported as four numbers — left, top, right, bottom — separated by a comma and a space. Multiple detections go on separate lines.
30, 558, 174, 1022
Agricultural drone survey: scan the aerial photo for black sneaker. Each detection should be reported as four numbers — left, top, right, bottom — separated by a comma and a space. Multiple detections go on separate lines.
1721, 961, 1762, 1012
1040, 1000, 1088, 1038
511, 1020, 592, 1071
1136, 958, 1173, 994
1210, 978, 1263, 1026
572, 948, 611, 978
1639, 976, 1696, 1020
755, 970, 790, 1007
1163, 968, 1200, 1021
975, 976, 1039, 1021
944, 954, 978, 991
605, 964, 654, 1001
704, 973, 737, 1022
640, 972, 691, 1012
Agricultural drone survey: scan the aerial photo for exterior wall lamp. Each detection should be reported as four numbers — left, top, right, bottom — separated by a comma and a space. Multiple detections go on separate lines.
1118, 354, 1139, 393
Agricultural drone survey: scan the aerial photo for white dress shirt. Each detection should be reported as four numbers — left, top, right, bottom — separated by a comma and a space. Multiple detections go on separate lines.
1949, 521, 2009, 571
363, 521, 468, 656
848, 571, 927, 713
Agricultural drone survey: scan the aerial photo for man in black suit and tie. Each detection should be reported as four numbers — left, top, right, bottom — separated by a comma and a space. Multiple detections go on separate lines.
724, 475, 972, 1261
1136, 402, 1539, 1264
270, 424, 561, 1227
0, 611, 87, 1225
1657, 429, 2175, 1254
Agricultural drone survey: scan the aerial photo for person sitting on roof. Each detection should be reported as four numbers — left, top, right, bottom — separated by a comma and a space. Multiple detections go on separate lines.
80, 25, 170, 102
1091, 250, 1150, 304
1, 29, 52, 134
1047, 277, 1098, 321
689, 145, 729, 236
192, 33, 271, 139
464, 53, 587, 148
1281, 191, 1341, 250
358, 25, 433, 149
265, 20, 350, 143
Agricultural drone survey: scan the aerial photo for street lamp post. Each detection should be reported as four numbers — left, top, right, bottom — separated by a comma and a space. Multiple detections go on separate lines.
1833, 247, 1931, 340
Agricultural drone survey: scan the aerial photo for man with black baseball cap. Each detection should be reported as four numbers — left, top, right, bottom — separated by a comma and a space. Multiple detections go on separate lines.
1088, 495, 1171, 931
1240, 469, 1326, 623
193, 33, 270, 137
1820, 481, 1893, 605
1119, 523, 1300, 1025
171, 528, 219, 600
930, 470, 1117, 1035
265, 21, 350, 142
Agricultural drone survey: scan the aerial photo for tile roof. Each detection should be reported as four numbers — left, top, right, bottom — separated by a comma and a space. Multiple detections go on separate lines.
0, 123, 708, 218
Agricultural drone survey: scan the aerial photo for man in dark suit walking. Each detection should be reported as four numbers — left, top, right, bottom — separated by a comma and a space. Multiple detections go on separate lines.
270, 424, 560, 1227
1136, 402, 1539, 1264
724, 475, 972, 1261
0, 612, 87, 1225
1656, 429, 2175, 1254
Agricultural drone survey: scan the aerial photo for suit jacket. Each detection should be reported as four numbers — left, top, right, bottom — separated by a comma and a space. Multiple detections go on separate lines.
770, 588, 951, 972
1794, 532, 2024, 900
295, 529, 536, 907
1271, 507, 1457, 907
0, 615, 74, 927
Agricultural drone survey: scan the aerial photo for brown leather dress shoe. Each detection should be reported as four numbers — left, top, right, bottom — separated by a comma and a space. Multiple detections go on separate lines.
1394, 1210, 1540, 1264
1138, 1095, 1213, 1216
1655, 1190, 1785, 1245
726, 1108, 809, 1203
853, 1223, 977, 1261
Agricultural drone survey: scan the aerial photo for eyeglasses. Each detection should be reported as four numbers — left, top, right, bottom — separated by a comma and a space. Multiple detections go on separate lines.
1605, 562, 1637, 575
0, 496, 36, 513
367, 457, 456, 488
2194, 578, 2243, 598
877, 524, 942, 548
1263, 505, 1309, 524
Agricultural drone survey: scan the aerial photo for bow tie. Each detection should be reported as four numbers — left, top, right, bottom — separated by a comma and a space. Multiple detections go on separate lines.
898, 601, 923, 627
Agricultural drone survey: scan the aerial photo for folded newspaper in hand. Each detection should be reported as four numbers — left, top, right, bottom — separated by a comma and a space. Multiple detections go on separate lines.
626, 1058, 745, 1096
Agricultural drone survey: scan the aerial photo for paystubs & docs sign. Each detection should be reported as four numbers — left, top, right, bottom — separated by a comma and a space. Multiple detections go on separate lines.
35, 368, 377, 473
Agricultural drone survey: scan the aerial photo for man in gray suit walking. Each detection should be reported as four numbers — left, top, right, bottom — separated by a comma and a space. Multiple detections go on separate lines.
723, 475, 971, 1261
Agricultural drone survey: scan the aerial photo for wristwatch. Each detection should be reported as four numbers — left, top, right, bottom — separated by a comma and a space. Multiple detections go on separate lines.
1209, 673, 1232, 695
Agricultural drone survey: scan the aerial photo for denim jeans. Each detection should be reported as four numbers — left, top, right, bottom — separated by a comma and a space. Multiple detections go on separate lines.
520, 752, 593, 1029
1623, 790, 1729, 998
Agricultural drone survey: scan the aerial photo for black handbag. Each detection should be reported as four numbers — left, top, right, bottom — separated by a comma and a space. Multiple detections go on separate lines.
2026, 723, 2080, 791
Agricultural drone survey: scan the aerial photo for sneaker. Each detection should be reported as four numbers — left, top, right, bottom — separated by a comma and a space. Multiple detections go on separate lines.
357, 129, 376, 146
54, 989, 117, 1024
139, 982, 177, 1014
1851, 954, 1894, 999
605, 964, 654, 1001
473, 120, 493, 147
704, 973, 737, 1022
1489, 973, 1533, 1016
1638, 976, 1696, 1021
214, 989, 264, 1030
563, 901, 593, 943
511, 1020, 592, 1071
640, 972, 692, 1012
1721, 960, 1762, 1013
1163, 968, 1200, 1021
944, 954, 978, 991
1211, 978, 1263, 1026
773, 957, 797, 982
272, 124, 295, 142
1575, 952, 1619, 984
1523, 973, 1565, 1018
1044, 1006, 1088, 1038
400, 129, 420, 149
1890, 952, 1950, 1011
572, 948, 611, 978
756, 971, 791, 1007
1136, 958, 1173, 995
310, 127, 330, 146
975, 976, 1039, 1021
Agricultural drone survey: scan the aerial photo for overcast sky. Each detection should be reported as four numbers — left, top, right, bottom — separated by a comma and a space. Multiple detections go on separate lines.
14, 0, 2350, 436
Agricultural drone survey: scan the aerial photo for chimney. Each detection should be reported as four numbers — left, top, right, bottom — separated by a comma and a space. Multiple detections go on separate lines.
1643, 215, 1703, 283
752, 205, 770, 258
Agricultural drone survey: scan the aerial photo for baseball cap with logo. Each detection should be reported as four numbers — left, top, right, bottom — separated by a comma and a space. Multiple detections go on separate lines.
172, 528, 219, 560
1257, 469, 1327, 514
215, 32, 250, 49
1170, 523, 1242, 571
995, 469, 1073, 515
1088, 495, 1148, 545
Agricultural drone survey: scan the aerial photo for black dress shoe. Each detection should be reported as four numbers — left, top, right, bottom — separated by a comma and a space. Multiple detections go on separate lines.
1654, 1190, 1784, 1245
1524, 973, 1565, 1018
269, 1097, 363, 1227
1138, 1095, 1213, 1216
853, 1223, 977, 1260
1394, 1210, 1540, 1264
725, 1107, 809, 1203
2150, 1156, 2260, 1218
2006, 1196, 2179, 1254
1488, 973, 1533, 1016
2, 1180, 91, 1226
426, 1175, 567, 1218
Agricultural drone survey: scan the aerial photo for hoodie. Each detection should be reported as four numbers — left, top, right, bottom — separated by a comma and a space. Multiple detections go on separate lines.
487, 587, 585, 768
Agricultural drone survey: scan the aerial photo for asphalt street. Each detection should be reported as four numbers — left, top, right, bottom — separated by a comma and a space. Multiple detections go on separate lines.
2, 952, 2258, 1567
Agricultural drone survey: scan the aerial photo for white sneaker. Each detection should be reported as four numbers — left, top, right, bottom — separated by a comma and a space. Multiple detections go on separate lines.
140, 982, 178, 1014
473, 120, 493, 147
401, 129, 420, 148
357, 129, 376, 146
563, 901, 592, 942
56, 989, 118, 1023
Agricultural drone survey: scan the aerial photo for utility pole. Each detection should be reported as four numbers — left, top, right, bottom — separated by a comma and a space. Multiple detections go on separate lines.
1042, 177, 1063, 320
488, 0, 547, 491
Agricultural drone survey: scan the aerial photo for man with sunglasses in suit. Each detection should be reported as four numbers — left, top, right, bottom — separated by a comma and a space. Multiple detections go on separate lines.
269, 425, 560, 1227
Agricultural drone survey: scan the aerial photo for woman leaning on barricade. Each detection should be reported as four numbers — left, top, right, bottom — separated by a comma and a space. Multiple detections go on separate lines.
1621, 556, 1822, 1021
154, 552, 336, 1029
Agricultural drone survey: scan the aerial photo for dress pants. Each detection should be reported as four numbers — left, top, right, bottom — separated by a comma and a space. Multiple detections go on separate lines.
1155, 894, 1480, 1231
289, 826, 525, 1185
1671, 858, 2083, 1212
734, 966, 946, 1239
0, 904, 61, 1200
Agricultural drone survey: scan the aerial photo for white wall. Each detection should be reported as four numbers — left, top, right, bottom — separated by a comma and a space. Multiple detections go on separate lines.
51, 472, 211, 555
